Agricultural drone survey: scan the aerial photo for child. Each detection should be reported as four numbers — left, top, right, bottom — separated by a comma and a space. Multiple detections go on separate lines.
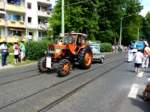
133, 49, 144, 73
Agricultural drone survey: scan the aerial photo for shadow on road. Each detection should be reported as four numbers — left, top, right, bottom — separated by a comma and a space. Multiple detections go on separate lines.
130, 95, 150, 112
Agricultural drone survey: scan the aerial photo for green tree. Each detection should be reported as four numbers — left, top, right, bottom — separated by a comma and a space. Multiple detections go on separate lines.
49, 0, 143, 45
141, 12, 150, 43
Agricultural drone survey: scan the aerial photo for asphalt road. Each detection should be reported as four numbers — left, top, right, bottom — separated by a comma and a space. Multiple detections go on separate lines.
0, 53, 149, 112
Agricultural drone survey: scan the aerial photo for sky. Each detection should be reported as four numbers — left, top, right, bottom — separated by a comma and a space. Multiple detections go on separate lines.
140, 0, 150, 16
51, 0, 56, 8
51, 0, 149, 16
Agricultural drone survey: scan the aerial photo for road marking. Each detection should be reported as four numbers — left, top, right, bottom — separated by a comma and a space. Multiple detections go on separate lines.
137, 71, 144, 78
128, 84, 139, 99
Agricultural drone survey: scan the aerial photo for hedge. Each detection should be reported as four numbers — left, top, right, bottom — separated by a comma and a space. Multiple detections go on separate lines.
25, 40, 52, 60
100, 43, 112, 52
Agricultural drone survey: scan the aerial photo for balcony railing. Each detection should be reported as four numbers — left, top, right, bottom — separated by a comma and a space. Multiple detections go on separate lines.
37, 0, 50, 4
6, 4, 25, 13
38, 23, 48, 30
7, 20, 25, 28
0, 1, 4, 9
38, 10, 50, 17
0, 19, 5, 26
0, 37, 5, 43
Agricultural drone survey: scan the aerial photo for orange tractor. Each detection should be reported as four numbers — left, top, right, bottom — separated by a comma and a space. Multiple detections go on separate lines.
38, 32, 93, 76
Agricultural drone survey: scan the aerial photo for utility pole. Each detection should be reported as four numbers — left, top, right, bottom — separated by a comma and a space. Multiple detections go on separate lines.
61, 0, 64, 37
119, 18, 123, 46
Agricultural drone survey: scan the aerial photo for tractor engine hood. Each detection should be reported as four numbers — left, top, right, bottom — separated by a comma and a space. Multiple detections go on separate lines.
48, 44, 66, 52
48, 44, 66, 59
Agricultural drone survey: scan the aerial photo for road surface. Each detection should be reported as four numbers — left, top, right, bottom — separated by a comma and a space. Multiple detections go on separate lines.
0, 53, 149, 112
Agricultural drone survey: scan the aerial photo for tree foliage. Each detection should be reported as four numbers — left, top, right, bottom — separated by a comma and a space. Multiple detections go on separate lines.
141, 12, 150, 43
49, 0, 143, 45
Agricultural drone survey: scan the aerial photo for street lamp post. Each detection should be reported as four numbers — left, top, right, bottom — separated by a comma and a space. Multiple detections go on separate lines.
119, 18, 123, 46
119, 15, 133, 46
61, 0, 64, 37
137, 27, 139, 41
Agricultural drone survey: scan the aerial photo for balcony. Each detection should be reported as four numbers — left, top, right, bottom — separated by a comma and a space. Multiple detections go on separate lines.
37, 0, 50, 4
0, 37, 5, 42
6, 4, 25, 13
0, 2, 4, 9
38, 11, 50, 17
7, 20, 25, 28
38, 23, 48, 30
0, 19, 5, 26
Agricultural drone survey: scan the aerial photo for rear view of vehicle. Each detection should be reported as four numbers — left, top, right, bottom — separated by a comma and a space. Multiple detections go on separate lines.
89, 41, 104, 63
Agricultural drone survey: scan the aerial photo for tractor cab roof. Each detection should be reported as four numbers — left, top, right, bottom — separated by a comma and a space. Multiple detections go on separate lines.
65, 32, 87, 38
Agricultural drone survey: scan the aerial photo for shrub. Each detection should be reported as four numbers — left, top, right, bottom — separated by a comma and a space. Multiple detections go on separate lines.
100, 43, 112, 52
7, 43, 13, 53
25, 40, 52, 60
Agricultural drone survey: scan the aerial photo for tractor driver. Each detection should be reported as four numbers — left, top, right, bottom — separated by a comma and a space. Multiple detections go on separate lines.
77, 36, 85, 46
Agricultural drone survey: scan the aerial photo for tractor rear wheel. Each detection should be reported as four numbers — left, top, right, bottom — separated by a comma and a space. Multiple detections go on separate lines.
57, 59, 71, 77
78, 48, 93, 69
38, 57, 48, 72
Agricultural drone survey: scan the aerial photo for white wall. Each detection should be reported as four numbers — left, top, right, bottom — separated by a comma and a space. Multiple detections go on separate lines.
25, 0, 38, 29
0, 27, 5, 36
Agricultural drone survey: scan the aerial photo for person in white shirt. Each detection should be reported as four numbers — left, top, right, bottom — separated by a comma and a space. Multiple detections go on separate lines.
133, 49, 144, 73
13, 42, 20, 64
0, 41, 8, 66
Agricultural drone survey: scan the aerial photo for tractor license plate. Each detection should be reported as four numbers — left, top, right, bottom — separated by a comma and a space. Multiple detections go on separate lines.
46, 57, 51, 68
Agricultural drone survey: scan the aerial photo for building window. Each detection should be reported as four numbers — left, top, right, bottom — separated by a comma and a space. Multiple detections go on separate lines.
8, 29, 23, 37
7, 13, 24, 21
39, 31, 47, 38
28, 17, 32, 23
27, 2, 32, 9
7, 0, 21, 5
29, 32, 33, 36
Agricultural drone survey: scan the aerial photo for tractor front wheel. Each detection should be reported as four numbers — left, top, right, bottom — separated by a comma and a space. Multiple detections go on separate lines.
38, 57, 48, 72
57, 59, 72, 77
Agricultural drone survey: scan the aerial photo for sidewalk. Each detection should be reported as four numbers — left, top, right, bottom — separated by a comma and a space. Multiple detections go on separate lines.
0, 61, 14, 70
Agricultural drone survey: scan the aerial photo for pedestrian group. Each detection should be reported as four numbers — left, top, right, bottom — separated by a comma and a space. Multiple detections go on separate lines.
127, 42, 150, 73
0, 40, 26, 66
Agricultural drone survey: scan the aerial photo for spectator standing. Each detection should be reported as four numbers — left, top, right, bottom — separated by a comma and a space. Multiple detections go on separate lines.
0, 41, 8, 66
133, 49, 144, 73
142, 44, 150, 70
13, 42, 20, 64
20, 41, 26, 61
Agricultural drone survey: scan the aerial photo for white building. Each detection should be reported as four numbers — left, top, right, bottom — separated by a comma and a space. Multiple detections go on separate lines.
0, 0, 51, 43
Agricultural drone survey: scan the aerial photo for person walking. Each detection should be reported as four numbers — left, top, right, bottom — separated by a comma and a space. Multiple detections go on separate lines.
13, 42, 20, 64
0, 41, 8, 66
133, 49, 144, 73
20, 41, 26, 61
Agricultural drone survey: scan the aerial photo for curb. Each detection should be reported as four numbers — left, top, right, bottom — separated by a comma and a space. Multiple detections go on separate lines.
0, 61, 37, 70
15, 62, 37, 68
